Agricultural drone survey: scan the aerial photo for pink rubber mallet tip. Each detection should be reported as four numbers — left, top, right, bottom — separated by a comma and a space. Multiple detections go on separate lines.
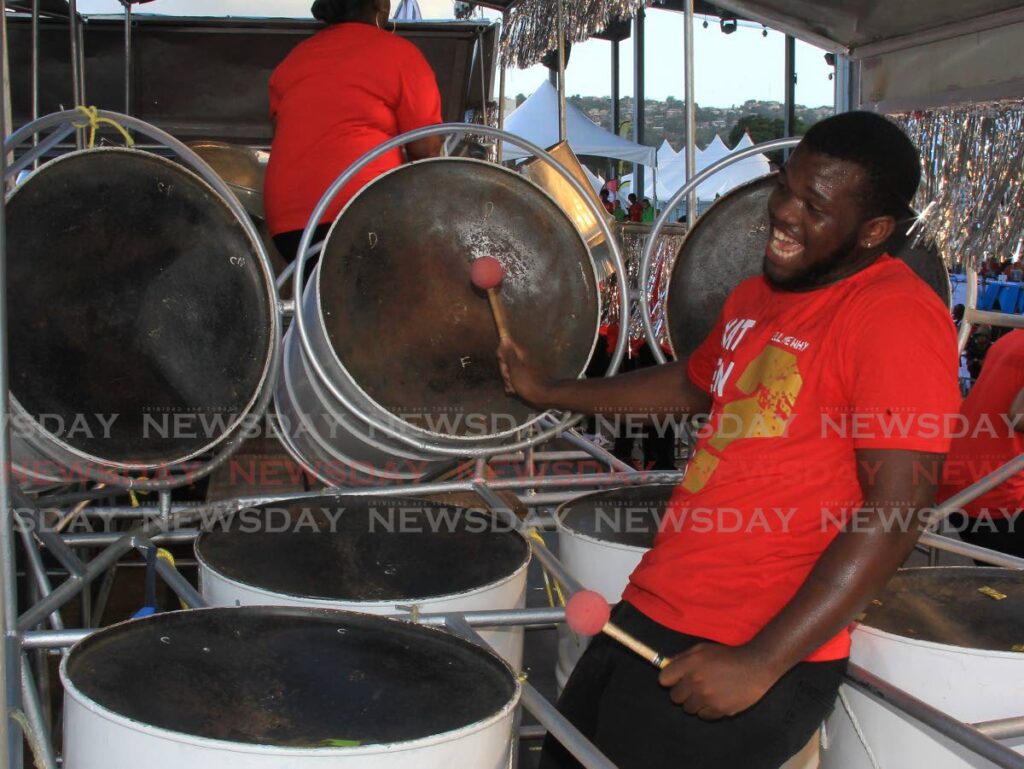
470, 256, 505, 291
565, 590, 611, 637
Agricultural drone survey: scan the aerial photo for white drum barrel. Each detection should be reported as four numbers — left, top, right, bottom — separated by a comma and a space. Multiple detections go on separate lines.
62, 607, 520, 769
822, 567, 1024, 768
554, 485, 672, 689
196, 495, 530, 668
274, 157, 600, 485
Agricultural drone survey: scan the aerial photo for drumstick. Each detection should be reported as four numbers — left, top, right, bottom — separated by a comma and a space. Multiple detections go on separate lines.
565, 590, 671, 670
469, 256, 511, 340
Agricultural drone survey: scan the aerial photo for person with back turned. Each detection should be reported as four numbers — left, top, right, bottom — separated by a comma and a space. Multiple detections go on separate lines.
498, 112, 960, 769
264, 0, 442, 270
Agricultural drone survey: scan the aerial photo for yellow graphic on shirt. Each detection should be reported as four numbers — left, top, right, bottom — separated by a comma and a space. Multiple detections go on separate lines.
683, 346, 803, 493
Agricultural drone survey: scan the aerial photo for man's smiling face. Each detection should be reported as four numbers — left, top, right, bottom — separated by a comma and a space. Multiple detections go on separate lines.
764, 146, 880, 291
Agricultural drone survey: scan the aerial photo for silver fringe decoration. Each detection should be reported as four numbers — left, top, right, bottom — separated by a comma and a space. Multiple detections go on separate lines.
500, 0, 645, 70
893, 101, 1024, 272
601, 223, 686, 350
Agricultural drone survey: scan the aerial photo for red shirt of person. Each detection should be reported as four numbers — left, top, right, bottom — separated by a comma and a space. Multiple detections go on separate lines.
627, 193, 643, 222
938, 329, 1024, 556
264, 0, 442, 263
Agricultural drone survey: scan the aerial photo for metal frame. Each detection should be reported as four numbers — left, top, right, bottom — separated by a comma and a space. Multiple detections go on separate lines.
1, 7, 1024, 769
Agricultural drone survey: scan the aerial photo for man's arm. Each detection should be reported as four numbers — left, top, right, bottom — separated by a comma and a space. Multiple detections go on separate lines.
497, 338, 712, 418
658, 448, 942, 719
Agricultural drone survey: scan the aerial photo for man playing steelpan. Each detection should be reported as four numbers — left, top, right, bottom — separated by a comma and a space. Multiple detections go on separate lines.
498, 111, 960, 769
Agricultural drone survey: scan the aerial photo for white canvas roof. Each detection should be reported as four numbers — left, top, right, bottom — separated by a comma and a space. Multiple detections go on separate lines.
502, 81, 657, 167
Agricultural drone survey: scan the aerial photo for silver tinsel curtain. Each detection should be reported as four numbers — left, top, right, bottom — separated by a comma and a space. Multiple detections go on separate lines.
893, 101, 1024, 272
500, 0, 645, 70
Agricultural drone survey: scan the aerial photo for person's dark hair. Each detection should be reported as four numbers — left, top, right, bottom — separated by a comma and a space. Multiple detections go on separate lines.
800, 111, 921, 218
628, 193, 637, 203
311, 0, 376, 24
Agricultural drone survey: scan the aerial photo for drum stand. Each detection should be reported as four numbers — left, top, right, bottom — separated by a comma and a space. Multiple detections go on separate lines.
2, 116, 1024, 769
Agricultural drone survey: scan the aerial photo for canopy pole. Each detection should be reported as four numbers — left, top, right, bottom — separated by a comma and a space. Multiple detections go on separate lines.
684, 0, 696, 223
498, 11, 508, 161
784, 34, 796, 160
610, 38, 620, 180
556, 0, 567, 142
632, 5, 645, 202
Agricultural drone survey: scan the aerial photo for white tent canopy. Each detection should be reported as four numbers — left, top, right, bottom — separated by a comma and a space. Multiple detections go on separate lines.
502, 81, 657, 167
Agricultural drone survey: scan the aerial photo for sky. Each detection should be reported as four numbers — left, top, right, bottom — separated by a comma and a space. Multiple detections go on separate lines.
77, 0, 836, 108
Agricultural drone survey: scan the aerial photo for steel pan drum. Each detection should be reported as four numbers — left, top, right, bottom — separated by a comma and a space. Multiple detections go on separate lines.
554, 484, 673, 689
187, 140, 269, 220
666, 174, 952, 358
276, 157, 600, 484
822, 567, 1024, 768
62, 607, 519, 768
6, 148, 274, 482
195, 495, 531, 667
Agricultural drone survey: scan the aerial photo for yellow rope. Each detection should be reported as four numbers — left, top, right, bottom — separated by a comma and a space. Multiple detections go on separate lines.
526, 530, 566, 608
155, 548, 188, 610
71, 105, 134, 148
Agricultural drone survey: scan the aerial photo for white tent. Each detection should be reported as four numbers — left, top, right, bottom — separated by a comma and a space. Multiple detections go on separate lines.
502, 81, 656, 167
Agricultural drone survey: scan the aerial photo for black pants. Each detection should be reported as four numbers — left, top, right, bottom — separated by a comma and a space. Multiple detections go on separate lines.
540, 603, 846, 769
272, 222, 332, 284
584, 341, 677, 471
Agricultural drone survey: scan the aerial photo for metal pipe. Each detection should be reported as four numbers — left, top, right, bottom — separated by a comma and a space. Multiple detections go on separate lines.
19, 655, 56, 769
68, 0, 83, 148
683, 0, 697, 223
929, 453, 1024, 523
783, 35, 796, 162
17, 531, 137, 631
541, 417, 634, 473
632, 5, 645, 200
30, 0, 39, 169
519, 724, 547, 740
135, 541, 207, 609
472, 482, 585, 595
555, 0, 567, 143
16, 524, 63, 630
22, 606, 570, 650
6, 122, 76, 181
974, 715, 1024, 742
497, 10, 507, 160
12, 489, 86, 577
123, 1, 132, 115
57, 529, 199, 548
919, 531, 1024, 570
0, 1, 22, 756
846, 664, 1024, 769
610, 37, 620, 182
444, 614, 617, 769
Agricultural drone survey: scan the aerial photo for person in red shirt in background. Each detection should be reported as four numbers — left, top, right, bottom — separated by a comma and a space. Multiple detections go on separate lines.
627, 192, 643, 222
939, 329, 1024, 557
498, 112, 960, 769
264, 0, 442, 270
600, 188, 615, 214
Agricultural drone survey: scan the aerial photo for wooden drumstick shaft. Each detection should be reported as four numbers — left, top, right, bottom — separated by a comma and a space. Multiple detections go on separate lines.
602, 621, 671, 669
487, 287, 511, 340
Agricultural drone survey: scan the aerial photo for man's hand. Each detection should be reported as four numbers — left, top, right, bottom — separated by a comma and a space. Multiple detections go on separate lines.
497, 338, 554, 406
657, 643, 782, 720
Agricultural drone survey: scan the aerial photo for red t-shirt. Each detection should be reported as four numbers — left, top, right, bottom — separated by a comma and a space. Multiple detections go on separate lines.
623, 256, 960, 661
265, 23, 442, 236
939, 330, 1024, 518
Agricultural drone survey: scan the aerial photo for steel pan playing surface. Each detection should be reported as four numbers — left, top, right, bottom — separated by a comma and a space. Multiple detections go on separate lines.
557, 484, 674, 549
6, 148, 273, 466
859, 567, 1024, 651
317, 158, 599, 438
63, 607, 517, 747
195, 495, 529, 601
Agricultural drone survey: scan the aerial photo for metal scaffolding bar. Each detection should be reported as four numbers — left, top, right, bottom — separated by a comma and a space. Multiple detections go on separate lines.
846, 664, 1024, 769
445, 614, 617, 769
